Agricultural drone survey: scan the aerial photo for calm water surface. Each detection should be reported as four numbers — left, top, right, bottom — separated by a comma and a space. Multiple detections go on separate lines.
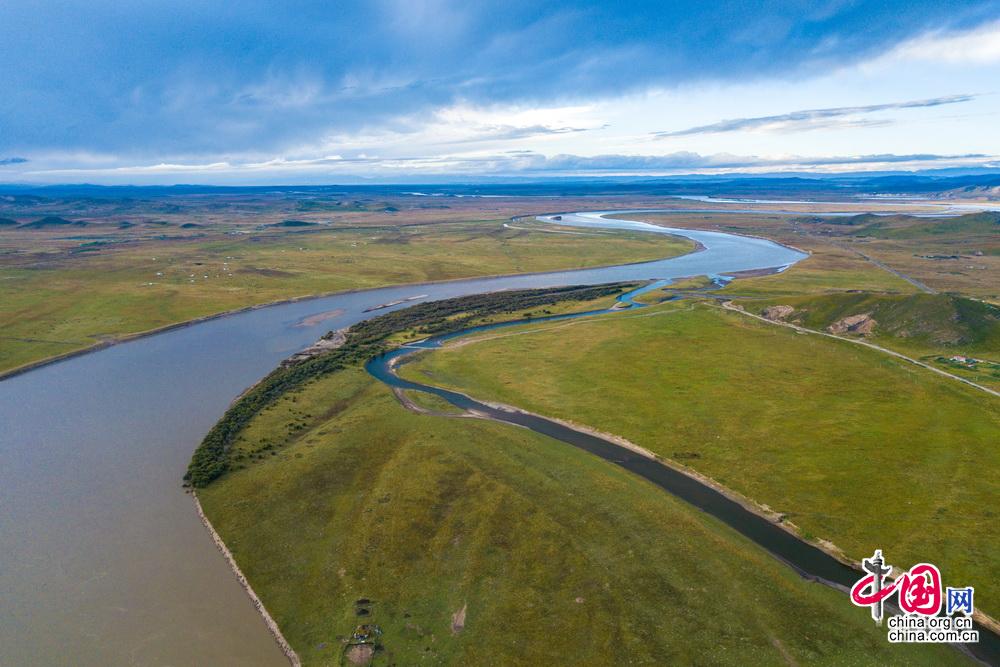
1, 211, 808, 665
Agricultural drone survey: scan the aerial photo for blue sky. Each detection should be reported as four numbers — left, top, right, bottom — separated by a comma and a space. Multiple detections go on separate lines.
2, 0, 1000, 183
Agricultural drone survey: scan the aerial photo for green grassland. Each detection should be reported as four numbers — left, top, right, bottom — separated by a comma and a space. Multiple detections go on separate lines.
9, 193, 994, 661
629, 209, 1000, 386
0, 220, 691, 374
400, 388, 464, 413
804, 211, 1000, 240
198, 366, 962, 666
186, 284, 636, 487
402, 301, 1000, 617
723, 244, 920, 296
616, 213, 923, 296
623, 211, 999, 302
742, 292, 1000, 388
189, 235, 997, 664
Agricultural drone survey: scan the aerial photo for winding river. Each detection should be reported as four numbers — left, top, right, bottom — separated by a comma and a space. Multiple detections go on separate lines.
0, 209, 992, 664
367, 284, 1000, 666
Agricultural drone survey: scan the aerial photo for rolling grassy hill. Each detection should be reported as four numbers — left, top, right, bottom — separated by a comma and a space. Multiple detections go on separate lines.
853, 212, 1000, 240
192, 282, 994, 664
402, 300, 1000, 617
745, 292, 1000, 387
798, 211, 1000, 240
751, 292, 999, 350
199, 366, 964, 666
17, 216, 88, 229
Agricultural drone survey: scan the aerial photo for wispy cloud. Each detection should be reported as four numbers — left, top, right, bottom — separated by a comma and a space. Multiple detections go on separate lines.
525, 151, 990, 171
882, 20, 1000, 64
440, 123, 605, 144
653, 95, 975, 138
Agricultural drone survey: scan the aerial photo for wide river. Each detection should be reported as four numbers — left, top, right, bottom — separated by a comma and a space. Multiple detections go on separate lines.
0, 207, 963, 664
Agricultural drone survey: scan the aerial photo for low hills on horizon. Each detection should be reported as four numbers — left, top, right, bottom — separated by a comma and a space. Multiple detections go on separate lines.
2, 169, 1000, 200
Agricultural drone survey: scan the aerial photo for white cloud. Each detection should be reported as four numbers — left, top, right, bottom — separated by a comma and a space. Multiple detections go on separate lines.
279, 102, 609, 158
19, 150, 996, 183
877, 20, 1000, 64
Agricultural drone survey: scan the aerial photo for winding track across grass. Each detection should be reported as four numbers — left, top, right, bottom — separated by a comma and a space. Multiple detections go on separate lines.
718, 301, 999, 398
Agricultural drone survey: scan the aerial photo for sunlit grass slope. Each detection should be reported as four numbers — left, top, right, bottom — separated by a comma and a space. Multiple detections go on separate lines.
402, 301, 1000, 616
744, 292, 1000, 388
198, 368, 963, 666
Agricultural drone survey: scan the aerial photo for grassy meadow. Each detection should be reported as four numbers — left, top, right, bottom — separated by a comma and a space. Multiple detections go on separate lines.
0, 220, 691, 374
741, 292, 1000, 389
184, 205, 999, 663
198, 367, 964, 666
10, 194, 993, 661
402, 300, 1000, 617
626, 210, 998, 386
625, 210, 1000, 302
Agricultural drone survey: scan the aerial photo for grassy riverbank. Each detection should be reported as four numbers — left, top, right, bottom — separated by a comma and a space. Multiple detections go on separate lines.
185, 284, 637, 487
0, 219, 691, 374
184, 209, 997, 662
198, 366, 962, 665
402, 300, 1000, 616
622, 210, 1000, 301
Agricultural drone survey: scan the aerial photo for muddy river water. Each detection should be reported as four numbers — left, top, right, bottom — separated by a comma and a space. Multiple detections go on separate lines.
1, 208, 990, 664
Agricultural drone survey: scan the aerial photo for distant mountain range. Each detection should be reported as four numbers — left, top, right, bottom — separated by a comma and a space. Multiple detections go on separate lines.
2, 169, 999, 199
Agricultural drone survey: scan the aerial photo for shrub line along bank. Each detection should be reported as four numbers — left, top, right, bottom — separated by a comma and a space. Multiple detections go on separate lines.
185, 283, 635, 487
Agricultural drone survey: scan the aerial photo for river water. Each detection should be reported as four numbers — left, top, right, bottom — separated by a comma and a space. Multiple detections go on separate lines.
366, 284, 999, 666
0, 208, 980, 664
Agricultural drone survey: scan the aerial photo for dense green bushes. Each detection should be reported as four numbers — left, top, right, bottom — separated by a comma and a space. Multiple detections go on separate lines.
185, 282, 634, 487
